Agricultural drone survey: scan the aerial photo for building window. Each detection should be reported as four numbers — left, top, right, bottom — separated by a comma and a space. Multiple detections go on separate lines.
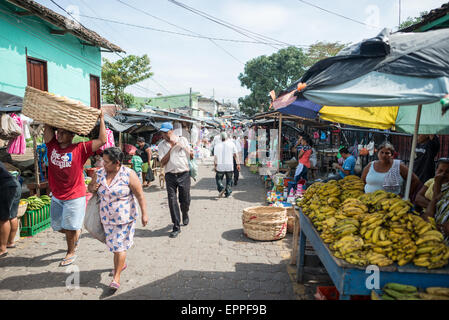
26, 57, 48, 91
90, 75, 100, 108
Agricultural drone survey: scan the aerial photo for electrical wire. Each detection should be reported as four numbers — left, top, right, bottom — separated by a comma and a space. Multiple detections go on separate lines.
167, 0, 293, 49
78, 14, 287, 45
296, 0, 380, 28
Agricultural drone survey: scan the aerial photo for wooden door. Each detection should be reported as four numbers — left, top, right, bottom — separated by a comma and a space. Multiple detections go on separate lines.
90, 75, 100, 109
26, 57, 48, 91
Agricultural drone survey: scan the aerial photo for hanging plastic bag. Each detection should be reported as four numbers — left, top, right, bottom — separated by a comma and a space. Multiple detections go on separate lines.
189, 158, 198, 181
83, 194, 106, 243
354, 156, 362, 175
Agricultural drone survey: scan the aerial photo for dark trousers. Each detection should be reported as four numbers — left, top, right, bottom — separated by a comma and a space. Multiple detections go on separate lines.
165, 171, 191, 231
233, 158, 239, 184
216, 171, 233, 197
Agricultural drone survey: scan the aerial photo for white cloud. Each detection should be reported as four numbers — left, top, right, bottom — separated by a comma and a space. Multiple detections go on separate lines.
221, 1, 292, 33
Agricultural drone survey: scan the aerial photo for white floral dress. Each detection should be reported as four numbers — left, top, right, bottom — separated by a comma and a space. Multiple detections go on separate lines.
96, 166, 138, 252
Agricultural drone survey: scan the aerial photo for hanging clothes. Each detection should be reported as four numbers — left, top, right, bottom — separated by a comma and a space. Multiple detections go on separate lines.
99, 128, 115, 152
7, 113, 26, 155
20, 114, 31, 140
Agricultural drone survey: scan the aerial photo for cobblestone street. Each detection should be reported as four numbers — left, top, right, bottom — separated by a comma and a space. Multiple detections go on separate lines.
0, 158, 300, 300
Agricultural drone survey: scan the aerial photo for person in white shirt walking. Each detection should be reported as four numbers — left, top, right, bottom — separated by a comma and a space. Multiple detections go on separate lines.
157, 122, 193, 238
214, 132, 240, 198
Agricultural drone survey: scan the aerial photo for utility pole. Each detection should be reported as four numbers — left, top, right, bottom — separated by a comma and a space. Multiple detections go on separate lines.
399, 0, 401, 28
189, 87, 192, 116
213, 88, 217, 117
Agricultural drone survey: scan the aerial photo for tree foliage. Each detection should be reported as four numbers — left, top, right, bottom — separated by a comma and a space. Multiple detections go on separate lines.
399, 11, 428, 30
101, 54, 153, 107
238, 42, 345, 116
305, 41, 346, 67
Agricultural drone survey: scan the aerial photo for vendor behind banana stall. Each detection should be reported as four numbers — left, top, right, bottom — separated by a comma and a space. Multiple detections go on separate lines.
324, 147, 356, 182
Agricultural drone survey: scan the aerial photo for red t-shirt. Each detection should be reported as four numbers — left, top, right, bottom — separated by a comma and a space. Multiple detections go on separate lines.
47, 137, 93, 200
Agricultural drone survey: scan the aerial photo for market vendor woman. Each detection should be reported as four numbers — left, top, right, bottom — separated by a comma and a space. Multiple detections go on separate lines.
361, 142, 420, 198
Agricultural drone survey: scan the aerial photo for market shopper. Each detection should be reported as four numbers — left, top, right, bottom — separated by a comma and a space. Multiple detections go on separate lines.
415, 158, 449, 211
293, 136, 313, 183
88, 147, 148, 290
361, 142, 421, 197
214, 132, 240, 198
422, 158, 449, 244
243, 136, 249, 164
158, 122, 193, 238
44, 111, 107, 266
413, 135, 440, 184
0, 161, 21, 258
232, 135, 242, 186
136, 137, 152, 188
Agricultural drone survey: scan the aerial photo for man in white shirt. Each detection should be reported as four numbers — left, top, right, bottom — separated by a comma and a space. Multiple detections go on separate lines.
158, 122, 193, 238
214, 132, 240, 198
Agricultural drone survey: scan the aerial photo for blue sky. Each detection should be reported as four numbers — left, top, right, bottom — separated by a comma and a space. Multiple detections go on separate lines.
37, 0, 448, 104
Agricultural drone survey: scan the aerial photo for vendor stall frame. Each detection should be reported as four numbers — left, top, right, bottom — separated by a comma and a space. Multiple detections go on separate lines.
296, 209, 449, 300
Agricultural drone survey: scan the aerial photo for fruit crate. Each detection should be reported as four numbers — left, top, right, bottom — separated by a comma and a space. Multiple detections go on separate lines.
315, 286, 370, 300
20, 204, 51, 237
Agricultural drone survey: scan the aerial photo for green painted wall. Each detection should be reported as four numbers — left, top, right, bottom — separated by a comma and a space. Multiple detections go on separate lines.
136, 93, 201, 110
0, 2, 101, 106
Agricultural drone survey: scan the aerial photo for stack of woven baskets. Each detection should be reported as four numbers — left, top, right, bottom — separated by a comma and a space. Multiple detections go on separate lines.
242, 206, 288, 241
22, 86, 101, 135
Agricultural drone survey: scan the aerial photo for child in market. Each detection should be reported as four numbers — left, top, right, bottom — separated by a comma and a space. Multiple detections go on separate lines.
129, 149, 143, 183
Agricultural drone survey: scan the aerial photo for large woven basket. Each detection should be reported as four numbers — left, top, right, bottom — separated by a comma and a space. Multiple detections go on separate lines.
242, 206, 288, 241
22, 86, 101, 135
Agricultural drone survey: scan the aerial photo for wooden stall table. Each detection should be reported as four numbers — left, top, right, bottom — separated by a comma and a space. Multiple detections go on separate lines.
27, 181, 51, 196
296, 209, 449, 300
290, 207, 300, 265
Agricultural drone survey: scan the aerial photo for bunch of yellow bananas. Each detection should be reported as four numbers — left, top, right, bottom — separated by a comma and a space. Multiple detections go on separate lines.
411, 215, 449, 269
338, 175, 365, 202
339, 198, 368, 219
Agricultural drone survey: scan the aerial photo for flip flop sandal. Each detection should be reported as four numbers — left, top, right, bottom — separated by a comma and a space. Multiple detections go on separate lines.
109, 281, 120, 290
0, 252, 8, 259
109, 264, 128, 276
59, 255, 77, 267
6, 244, 16, 249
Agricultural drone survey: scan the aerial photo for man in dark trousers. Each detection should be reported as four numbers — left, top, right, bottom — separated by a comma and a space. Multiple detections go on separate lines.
413, 135, 440, 184
157, 122, 193, 238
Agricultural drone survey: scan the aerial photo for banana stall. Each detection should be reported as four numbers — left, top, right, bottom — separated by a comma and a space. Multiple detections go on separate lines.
295, 176, 449, 300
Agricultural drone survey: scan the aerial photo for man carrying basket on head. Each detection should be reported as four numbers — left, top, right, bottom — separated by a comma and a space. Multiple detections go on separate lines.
44, 111, 107, 266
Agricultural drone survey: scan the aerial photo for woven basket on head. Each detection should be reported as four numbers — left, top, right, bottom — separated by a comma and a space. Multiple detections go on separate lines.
242, 206, 288, 241
22, 86, 101, 135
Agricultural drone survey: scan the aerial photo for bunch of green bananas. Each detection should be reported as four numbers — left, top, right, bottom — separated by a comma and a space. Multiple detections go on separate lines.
26, 196, 45, 211
381, 283, 420, 300
40, 195, 51, 206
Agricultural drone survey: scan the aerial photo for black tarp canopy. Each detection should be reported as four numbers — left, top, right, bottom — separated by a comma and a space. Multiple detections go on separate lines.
0, 91, 22, 113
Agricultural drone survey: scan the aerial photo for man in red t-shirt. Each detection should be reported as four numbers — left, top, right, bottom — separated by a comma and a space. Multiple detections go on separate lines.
44, 111, 107, 266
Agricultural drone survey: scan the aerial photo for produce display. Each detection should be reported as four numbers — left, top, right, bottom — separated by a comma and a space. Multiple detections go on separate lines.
24, 195, 51, 211
371, 283, 449, 300
297, 175, 449, 269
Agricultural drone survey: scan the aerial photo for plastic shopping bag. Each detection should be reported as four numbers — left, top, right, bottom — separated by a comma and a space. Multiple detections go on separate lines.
83, 194, 106, 243
189, 158, 198, 181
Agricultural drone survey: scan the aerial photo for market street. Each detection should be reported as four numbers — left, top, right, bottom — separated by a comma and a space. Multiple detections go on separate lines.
0, 158, 300, 300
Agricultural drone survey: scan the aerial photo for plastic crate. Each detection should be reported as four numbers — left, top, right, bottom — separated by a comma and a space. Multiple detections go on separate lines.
315, 286, 370, 300
20, 204, 51, 237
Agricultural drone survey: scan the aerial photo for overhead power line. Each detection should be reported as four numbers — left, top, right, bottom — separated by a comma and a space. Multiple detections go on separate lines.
167, 0, 292, 49
78, 14, 287, 45
296, 0, 379, 28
